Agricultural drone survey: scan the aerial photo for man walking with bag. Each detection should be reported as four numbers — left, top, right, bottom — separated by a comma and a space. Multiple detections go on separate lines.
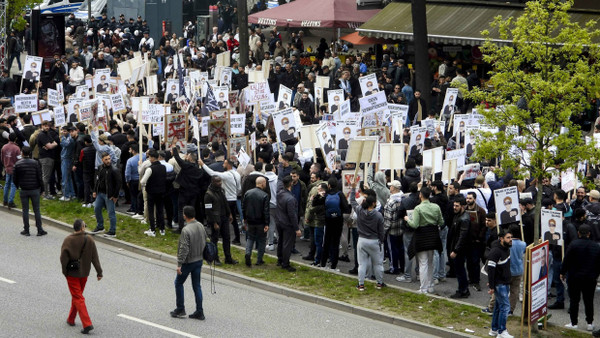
171, 206, 207, 320
60, 219, 103, 334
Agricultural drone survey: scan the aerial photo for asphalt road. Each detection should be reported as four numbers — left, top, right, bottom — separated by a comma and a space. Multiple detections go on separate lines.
0, 210, 433, 337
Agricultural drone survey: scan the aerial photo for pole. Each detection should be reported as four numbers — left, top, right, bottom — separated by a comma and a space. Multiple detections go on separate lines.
237, 0, 249, 67
88, 0, 92, 23
411, 0, 431, 109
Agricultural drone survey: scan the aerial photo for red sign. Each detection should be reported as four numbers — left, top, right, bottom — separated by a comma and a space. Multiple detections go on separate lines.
529, 241, 549, 322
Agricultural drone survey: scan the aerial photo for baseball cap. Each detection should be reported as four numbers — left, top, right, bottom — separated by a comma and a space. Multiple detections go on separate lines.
387, 180, 401, 189
588, 190, 600, 200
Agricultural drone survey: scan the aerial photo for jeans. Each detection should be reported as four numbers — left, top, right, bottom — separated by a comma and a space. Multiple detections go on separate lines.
3, 173, 16, 203
548, 251, 565, 303
267, 207, 277, 245
128, 180, 140, 213
245, 223, 267, 262
174, 260, 203, 314
66, 276, 92, 328
416, 250, 434, 292
433, 226, 448, 279
402, 231, 415, 279
39, 157, 54, 197
491, 284, 510, 334
9, 52, 22, 71
61, 158, 75, 198
313, 227, 325, 265
94, 192, 117, 233
453, 252, 469, 294
357, 237, 384, 285
20, 189, 43, 232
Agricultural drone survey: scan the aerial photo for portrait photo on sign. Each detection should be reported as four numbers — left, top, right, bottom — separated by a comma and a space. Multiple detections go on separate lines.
358, 73, 379, 97
215, 86, 229, 109
327, 89, 344, 115
531, 243, 549, 284
228, 136, 248, 162
440, 88, 459, 119
336, 120, 359, 152
94, 69, 111, 93
23, 56, 43, 81
541, 209, 563, 247
493, 186, 521, 225
408, 127, 427, 157
165, 80, 179, 103
272, 109, 297, 143
277, 85, 292, 110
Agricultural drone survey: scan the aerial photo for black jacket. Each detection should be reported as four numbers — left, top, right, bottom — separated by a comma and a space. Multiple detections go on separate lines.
561, 237, 600, 280
146, 161, 166, 195
450, 211, 471, 254
401, 168, 420, 193
204, 184, 230, 225
242, 187, 270, 225
487, 241, 511, 289
172, 148, 204, 196
13, 158, 44, 191
274, 183, 299, 231
94, 164, 122, 199
81, 145, 96, 175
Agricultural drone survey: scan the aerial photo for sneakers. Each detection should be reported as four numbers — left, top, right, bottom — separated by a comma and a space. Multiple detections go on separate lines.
488, 329, 498, 336
565, 323, 578, 329
144, 229, 156, 237
7, 202, 16, 208
357, 284, 365, 291
37, 230, 48, 236
81, 325, 94, 334
434, 278, 440, 285
376, 283, 387, 290
82, 203, 93, 208
160, 230, 165, 236
497, 330, 513, 338
90, 227, 105, 234
266, 244, 275, 251
481, 307, 493, 316
59, 196, 70, 201
170, 309, 186, 318
302, 255, 314, 261
20, 230, 30, 236
132, 214, 144, 220
588, 324, 594, 331
189, 311, 205, 320
396, 275, 411, 283
471, 283, 482, 291
104, 232, 116, 238
126, 209, 136, 214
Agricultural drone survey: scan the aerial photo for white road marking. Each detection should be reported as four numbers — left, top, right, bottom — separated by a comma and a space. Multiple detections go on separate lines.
0, 277, 16, 284
117, 314, 201, 338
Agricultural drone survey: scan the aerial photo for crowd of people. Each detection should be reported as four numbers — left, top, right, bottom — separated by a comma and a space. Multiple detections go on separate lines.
3, 7, 600, 338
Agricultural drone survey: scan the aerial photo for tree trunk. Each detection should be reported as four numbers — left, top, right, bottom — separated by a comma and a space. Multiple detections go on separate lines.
411, 0, 431, 110
237, 0, 249, 67
534, 179, 542, 244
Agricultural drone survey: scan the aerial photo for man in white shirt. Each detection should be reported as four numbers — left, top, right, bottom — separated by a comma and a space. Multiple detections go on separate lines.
67, 60, 84, 91
199, 158, 242, 244
139, 32, 155, 51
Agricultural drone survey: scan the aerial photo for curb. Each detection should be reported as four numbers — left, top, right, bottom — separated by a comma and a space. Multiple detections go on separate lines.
4, 207, 469, 337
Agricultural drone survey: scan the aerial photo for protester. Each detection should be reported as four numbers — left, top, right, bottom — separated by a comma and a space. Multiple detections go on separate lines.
171, 206, 207, 320
13, 146, 47, 236
486, 229, 513, 338
60, 219, 102, 334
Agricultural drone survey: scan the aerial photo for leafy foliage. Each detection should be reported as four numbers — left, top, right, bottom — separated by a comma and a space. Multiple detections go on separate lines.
8, 0, 43, 31
467, 0, 600, 239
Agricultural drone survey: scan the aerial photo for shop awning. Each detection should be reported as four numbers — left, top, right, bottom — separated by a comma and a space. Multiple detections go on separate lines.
356, 2, 600, 45
248, 0, 380, 29
340, 32, 394, 45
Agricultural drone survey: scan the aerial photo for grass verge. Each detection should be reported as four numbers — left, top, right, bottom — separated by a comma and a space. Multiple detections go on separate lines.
3, 189, 589, 337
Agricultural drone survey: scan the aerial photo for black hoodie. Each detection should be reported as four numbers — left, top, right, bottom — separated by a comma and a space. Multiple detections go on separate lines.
487, 240, 511, 289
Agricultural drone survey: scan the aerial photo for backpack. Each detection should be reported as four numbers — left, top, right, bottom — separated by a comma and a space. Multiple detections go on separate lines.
15, 37, 23, 53
203, 241, 218, 264
325, 192, 342, 218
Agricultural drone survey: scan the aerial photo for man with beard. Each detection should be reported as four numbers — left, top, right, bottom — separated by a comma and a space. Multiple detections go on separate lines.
486, 230, 513, 338
449, 197, 472, 298
570, 187, 589, 211
464, 191, 486, 292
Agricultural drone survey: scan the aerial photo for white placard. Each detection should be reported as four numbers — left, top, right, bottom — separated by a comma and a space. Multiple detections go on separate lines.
53, 106, 66, 126
245, 82, 271, 103
14, 94, 38, 113
230, 114, 246, 135
47, 89, 60, 107
142, 104, 165, 124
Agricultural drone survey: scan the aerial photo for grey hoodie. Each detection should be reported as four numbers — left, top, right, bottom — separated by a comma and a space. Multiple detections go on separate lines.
367, 169, 390, 208
350, 188, 384, 243
265, 171, 278, 208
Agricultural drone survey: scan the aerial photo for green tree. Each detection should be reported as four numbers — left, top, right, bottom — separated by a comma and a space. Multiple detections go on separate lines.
8, 0, 43, 32
468, 0, 600, 241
